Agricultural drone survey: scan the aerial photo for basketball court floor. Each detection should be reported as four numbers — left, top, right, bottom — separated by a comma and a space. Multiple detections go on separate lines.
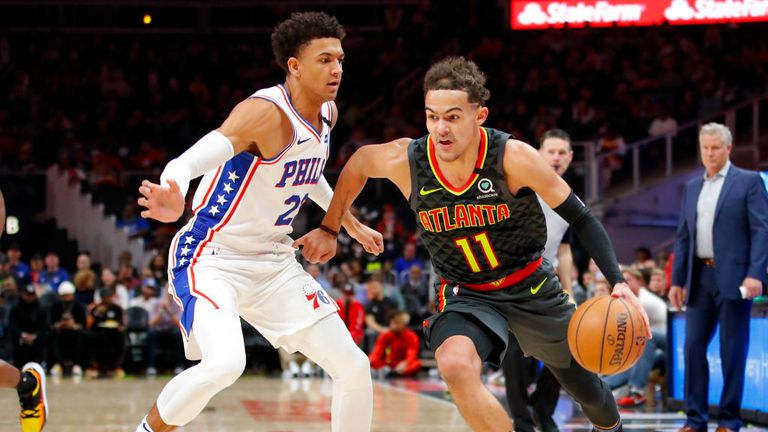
1, 374, 766, 431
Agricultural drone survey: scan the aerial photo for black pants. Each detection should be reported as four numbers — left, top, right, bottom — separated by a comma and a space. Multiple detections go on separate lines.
89, 329, 125, 371
147, 328, 185, 369
502, 332, 561, 430
50, 329, 85, 368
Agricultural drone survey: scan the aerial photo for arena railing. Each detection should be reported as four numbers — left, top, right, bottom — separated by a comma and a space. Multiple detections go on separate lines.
577, 93, 768, 204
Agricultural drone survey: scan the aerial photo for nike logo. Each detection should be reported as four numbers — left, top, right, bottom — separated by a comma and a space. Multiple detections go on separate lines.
530, 277, 548, 295
297, 137, 311, 145
419, 186, 443, 196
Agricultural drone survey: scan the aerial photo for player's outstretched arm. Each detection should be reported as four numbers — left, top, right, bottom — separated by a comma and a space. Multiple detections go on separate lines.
296, 138, 411, 263
503, 139, 651, 337
138, 98, 279, 223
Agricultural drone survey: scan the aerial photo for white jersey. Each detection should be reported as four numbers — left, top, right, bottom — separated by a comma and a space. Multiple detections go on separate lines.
177, 84, 332, 256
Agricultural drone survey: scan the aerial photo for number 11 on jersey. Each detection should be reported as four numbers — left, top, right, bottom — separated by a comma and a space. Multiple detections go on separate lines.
454, 232, 500, 272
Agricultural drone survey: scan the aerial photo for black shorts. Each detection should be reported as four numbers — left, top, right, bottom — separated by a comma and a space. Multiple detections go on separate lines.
423, 260, 575, 369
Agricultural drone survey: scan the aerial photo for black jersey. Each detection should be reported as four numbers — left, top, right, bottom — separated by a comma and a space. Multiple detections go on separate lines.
407, 127, 547, 285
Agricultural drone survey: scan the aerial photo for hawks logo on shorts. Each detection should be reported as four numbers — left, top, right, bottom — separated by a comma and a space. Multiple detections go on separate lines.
302, 284, 331, 310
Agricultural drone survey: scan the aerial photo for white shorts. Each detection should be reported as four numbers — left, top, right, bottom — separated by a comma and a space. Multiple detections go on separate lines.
167, 242, 338, 360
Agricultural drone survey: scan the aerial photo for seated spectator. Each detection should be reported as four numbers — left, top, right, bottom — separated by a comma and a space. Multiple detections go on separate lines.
336, 283, 365, 347
37, 251, 69, 293
633, 247, 656, 268
146, 291, 185, 376
603, 267, 667, 406
87, 288, 126, 378
592, 276, 611, 298
129, 280, 158, 314
368, 310, 422, 378
73, 268, 97, 305
96, 268, 129, 310
75, 252, 93, 273
28, 254, 43, 284
306, 263, 331, 293
400, 265, 429, 324
49, 281, 87, 377
648, 268, 669, 300
394, 243, 425, 286
6, 243, 30, 285
364, 280, 398, 351
146, 254, 168, 289
8, 285, 46, 368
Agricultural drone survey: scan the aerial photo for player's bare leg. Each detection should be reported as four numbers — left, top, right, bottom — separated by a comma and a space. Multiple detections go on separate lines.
0, 360, 20, 387
140, 404, 176, 432
435, 336, 512, 432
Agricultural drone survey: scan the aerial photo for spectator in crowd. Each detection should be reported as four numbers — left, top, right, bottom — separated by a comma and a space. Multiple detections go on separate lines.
400, 264, 430, 324
28, 254, 43, 285
96, 268, 129, 310
117, 262, 141, 294
37, 251, 69, 293
146, 291, 185, 376
364, 280, 398, 350
129, 280, 158, 314
49, 281, 86, 377
87, 288, 126, 378
146, 254, 168, 289
593, 276, 611, 298
649, 268, 669, 300
393, 243, 425, 286
6, 244, 29, 285
73, 268, 97, 305
75, 252, 93, 273
8, 285, 46, 368
604, 267, 668, 407
116, 202, 151, 240
648, 104, 679, 137
376, 204, 408, 257
336, 283, 365, 347
306, 263, 332, 293
633, 247, 656, 268
670, 123, 768, 432
368, 310, 421, 378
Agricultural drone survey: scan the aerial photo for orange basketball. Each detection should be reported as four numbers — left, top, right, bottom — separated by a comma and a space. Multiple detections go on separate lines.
567, 295, 647, 375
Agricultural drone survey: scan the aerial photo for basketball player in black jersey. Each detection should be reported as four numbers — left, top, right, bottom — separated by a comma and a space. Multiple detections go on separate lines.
0, 189, 48, 432
296, 57, 651, 432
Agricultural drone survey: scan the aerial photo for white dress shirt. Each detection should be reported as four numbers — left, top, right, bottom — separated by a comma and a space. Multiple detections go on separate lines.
696, 161, 730, 259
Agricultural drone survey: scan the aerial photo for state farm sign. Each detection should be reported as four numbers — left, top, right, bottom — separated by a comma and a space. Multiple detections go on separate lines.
510, 0, 768, 28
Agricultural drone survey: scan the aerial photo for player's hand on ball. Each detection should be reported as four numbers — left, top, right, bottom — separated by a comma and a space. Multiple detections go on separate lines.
610, 282, 652, 339
346, 223, 384, 256
137, 179, 185, 223
294, 229, 337, 263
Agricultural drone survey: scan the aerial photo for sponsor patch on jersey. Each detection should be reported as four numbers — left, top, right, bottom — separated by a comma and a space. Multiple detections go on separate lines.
476, 177, 499, 199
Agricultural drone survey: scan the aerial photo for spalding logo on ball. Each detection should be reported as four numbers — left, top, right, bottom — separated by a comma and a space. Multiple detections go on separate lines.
567, 295, 647, 375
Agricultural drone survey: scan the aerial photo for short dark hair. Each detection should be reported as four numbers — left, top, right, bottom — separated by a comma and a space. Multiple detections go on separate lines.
271, 11, 346, 74
539, 128, 572, 149
423, 57, 490, 105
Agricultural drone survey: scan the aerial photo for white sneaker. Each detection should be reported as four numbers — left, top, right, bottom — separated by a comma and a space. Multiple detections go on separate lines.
288, 361, 300, 378
146, 367, 157, 376
50, 364, 62, 377
71, 365, 83, 377
300, 361, 314, 378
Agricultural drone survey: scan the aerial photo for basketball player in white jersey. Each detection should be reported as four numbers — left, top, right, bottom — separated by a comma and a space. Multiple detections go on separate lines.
135, 12, 381, 432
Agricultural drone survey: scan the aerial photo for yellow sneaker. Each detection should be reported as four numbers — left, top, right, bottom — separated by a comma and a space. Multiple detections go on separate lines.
18, 362, 47, 432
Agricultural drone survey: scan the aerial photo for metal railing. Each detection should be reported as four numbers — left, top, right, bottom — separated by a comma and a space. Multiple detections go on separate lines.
577, 93, 768, 204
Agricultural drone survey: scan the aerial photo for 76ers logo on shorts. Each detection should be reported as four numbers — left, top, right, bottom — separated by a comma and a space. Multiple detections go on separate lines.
303, 284, 330, 310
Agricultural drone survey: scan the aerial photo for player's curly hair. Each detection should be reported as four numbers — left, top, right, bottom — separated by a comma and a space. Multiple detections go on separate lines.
423, 57, 491, 105
271, 11, 346, 74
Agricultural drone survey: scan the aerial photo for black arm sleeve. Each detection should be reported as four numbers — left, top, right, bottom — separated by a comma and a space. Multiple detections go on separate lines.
553, 191, 625, 286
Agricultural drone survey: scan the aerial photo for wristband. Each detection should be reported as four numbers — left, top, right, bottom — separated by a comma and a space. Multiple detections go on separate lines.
318, 224, 339, 238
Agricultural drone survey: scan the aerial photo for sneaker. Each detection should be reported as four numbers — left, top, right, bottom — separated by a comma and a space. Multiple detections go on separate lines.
18, 362, 48, 432
49, 364, 62, 378
114, 368, 126, 379
617, 392, 646, 407
71, 365, 83, 377
288, 360, 300, 378
146, 367, 157, 377
300, 361, 314, 378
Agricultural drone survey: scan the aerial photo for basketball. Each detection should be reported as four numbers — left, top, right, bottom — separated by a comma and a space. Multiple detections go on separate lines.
567, 295, 647, 375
